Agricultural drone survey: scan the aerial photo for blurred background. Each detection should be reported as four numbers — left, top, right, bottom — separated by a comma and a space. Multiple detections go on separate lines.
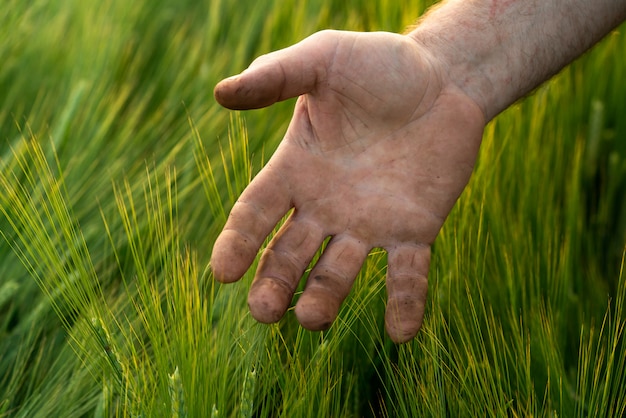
0, 0, 624, 416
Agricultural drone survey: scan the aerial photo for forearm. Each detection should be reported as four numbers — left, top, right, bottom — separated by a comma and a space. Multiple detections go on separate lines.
408, 0, 626, 121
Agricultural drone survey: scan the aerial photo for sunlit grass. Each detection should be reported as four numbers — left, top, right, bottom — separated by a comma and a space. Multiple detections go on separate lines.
0, 0, 625, 416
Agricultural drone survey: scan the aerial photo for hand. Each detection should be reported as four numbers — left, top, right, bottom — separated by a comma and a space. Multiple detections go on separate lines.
210, 30, 485, 343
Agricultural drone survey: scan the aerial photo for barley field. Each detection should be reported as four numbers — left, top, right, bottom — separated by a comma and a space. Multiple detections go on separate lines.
1, 0, 625, 416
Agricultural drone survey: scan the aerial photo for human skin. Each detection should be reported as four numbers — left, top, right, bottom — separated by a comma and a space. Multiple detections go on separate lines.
211, 0, 626, 343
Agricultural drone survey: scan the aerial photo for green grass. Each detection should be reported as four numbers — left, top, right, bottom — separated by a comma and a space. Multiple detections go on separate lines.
0, 0, 625, 416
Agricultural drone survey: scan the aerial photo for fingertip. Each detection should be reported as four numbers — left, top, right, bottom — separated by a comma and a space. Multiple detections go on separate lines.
213, 65, 284, 110
213, 78, 229, 106
248, 277, 294, 323
213, 75, 249, 110
210, 229, 257, 283
385, 296, 425, 343
295, 288, 339, 331
294, 236, 369, 332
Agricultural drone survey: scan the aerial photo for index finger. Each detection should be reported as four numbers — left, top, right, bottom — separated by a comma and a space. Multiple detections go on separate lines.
211, 165, 292, 283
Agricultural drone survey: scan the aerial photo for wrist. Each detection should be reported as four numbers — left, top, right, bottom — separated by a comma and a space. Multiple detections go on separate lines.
405, 31, 495, 122
405, 2, 514, 122
406, 0, 626, 122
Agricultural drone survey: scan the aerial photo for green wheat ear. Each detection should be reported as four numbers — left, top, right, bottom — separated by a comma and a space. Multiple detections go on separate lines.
90, 316, 144, 417
239, 367, 257, 418
91, 317, 124, 385
168, 366, 187, 418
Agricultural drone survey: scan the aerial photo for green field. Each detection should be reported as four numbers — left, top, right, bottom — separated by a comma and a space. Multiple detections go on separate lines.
1, 0, 625, 416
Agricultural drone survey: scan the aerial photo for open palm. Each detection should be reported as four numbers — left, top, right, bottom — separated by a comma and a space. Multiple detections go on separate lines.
211, 30, 485, 343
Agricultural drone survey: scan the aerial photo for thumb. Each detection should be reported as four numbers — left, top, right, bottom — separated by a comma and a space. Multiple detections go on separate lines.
214, 31, 334, 110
